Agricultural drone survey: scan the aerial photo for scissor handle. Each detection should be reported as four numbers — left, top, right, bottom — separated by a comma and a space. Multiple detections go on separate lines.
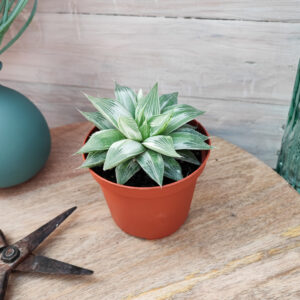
0, 270, 9, 300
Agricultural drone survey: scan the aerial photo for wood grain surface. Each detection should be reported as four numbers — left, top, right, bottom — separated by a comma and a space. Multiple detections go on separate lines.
0, 123, 299, 300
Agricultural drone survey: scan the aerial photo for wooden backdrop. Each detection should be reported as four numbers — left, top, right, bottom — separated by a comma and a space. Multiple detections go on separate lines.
1, 0, 300, 168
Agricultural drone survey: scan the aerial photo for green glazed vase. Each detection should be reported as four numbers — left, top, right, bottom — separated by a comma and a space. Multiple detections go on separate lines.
277, 60, 300, 192
0, 85, 51, 188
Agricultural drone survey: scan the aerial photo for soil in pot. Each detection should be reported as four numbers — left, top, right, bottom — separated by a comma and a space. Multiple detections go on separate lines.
91, 150, 202, 188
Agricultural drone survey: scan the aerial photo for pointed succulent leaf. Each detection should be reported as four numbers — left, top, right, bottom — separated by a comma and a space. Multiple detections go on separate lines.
177, 150, 201, 165
118, 116, 143, 141
136, 83, 160, 123
137, 150, 164, 186
80, 151, 107, 168
115, 159, 141, 185
159, 92, 178, 111
84, 94, 132, 129
78, 110, 114, 130
170, 132, 212, 150
104, 139, 145, 170
115, 83, 137, 117
174, 127, 209, 140
137, 89, 143, 102
162, 104, 204, 134
77, 129, 125, 153
143, 135, 180, 158
149, 111, 173, 136
139, 119, 150, 140
179, 124, 197, 130
163, 156, 183, 181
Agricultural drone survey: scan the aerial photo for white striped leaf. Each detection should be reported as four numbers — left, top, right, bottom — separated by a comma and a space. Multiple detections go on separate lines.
136, 83, 160, 123
159, 92, 178, 111
115, 159, 141, 185
139, 119, 150, 140
137, 150, 164, 186
143, 135, 181, 158
77, 129, 125, 153
163, 156, 183, 181
115, 83, 137, 117
162, 104, 204, 134
80, 151, 107, 168
149, 111, 173, 136
104, 139, 145, 170
118, 116, 143, 141
177, 150, 201, 165
174, 127, 209, 140
84, 94, 132, 129
78, 110, 114, 130
170, 132, 212, 150
137, 89, 143, 102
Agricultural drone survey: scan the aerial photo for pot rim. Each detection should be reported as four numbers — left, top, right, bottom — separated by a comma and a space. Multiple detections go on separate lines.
82, 119, 211, 191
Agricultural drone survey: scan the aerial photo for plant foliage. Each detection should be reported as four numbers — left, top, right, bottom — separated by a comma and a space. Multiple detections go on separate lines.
77, 83, 212, 186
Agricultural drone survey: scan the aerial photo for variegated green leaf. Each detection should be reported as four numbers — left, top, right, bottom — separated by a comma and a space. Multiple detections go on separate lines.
162, 104, 204, 134
77, 129, 125, 153
118, 116, 143, 141
104, 139, 145, 170
170, 132, 212, 150
179, 124, 197, 130
163, 156, 183, 181
143, 135, 180, 158
115, 83, 137, 117
115, 159, 141, 185
137, 150, 164, 186
139, 119, 150, 140
78, 110, 114, 130
174, 127, 209, 140
84, 94, 132, 129
80, 151, 107, 168
177, 150, 201, 165
149, 111, 173, 136
159, 92, 178, 111
136, 83, 160, 123
137, 89, 143, 102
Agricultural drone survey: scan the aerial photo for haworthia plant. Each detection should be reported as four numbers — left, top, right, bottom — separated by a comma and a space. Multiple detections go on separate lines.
77, 83, 212, 186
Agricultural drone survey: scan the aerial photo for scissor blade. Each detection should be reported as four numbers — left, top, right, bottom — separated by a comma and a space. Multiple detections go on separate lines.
14, 207, 77, 253
0, 231, 7, 250
15, 255, 93, 275
0, 271, 9, 300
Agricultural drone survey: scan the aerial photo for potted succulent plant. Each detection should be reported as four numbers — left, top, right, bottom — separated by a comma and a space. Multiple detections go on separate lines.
77, 83, 212, 239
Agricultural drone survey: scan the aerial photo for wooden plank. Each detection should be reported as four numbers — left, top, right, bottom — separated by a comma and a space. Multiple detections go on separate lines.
0, 123, 299, 299
2, 80, 288, 168
1, 14, 299, 104
37, 0, 300, 22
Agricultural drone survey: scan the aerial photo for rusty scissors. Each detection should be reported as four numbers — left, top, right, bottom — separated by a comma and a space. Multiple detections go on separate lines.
0, 207, 93, 300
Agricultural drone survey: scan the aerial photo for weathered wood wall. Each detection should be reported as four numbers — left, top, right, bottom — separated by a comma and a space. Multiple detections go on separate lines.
1, 1, 300, 167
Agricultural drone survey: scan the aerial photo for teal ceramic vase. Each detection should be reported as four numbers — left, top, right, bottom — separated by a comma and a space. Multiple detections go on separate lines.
0, 85, 51, 188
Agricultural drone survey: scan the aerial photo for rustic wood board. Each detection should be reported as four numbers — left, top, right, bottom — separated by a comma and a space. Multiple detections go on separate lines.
0, 123, 299, 300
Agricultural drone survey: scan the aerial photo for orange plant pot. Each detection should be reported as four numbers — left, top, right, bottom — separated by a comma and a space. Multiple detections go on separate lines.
83, 120, 211, 239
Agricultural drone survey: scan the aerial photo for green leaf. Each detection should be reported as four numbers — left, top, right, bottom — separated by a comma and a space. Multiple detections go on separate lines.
136, 83, 160, 123
137, 89, 143, 102
78, 110, 114, 130
149, 111, 173, 136
174, 127, 209, 141
159, 92, 178, 111
143, 135, 180, 158
170, 132, 212, 150
104, 139, 145, 170
137, 150, 164, 186
80, 151, 107, 168
115, 159, 141, 185
115, 83, 137, 117
84, 94, 132, 129
163, 156, 183, 181
77, 129, 125, 153
177, 150, 201, 165
118, 116, 143, 141
162, 104, 204, 134
139, 119, 150, 140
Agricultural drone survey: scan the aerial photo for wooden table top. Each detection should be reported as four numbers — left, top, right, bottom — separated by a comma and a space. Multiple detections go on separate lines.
1, 122, 300, 300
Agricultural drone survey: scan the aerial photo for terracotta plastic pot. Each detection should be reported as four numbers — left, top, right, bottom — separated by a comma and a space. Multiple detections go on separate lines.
83, 120, 211, 239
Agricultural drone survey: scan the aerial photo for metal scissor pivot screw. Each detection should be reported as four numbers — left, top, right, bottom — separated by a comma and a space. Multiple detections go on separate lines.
1, 246, 20, 264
